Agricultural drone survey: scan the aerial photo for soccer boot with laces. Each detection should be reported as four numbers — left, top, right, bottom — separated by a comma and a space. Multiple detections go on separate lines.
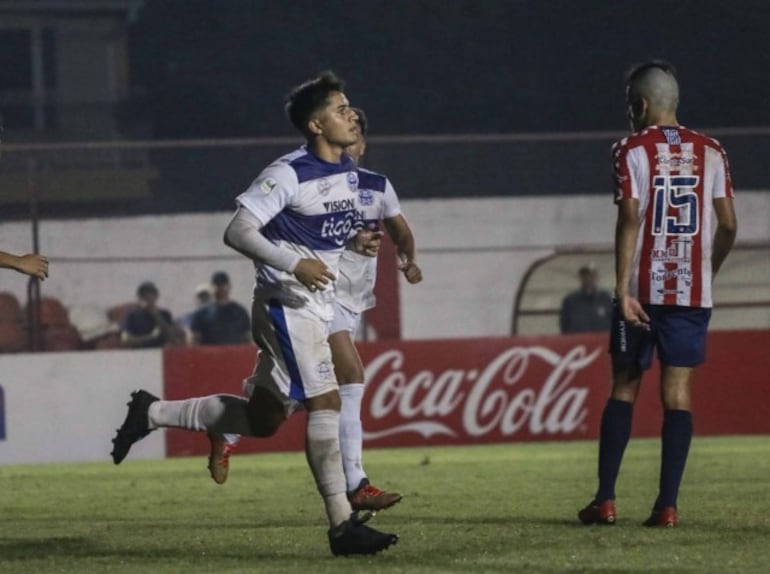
348, 478, 402, 512
110, 390, 159, 464
208, 434, 236, 485
328, 513, 399, 556
578, 499, 617, 525
643, 506, 679, 527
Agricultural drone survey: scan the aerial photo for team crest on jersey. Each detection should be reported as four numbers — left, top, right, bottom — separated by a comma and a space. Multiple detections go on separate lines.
662, 128, 681, 145
347, 171, 359, 193
317, 177, 332, 196
260, 178, 278, 194
316, 360, 333, 381
358, 188, 374, 206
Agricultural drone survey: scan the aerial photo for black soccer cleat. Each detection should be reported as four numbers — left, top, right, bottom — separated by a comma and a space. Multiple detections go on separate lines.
328, 513, 398, 557
110, 390, 159, 465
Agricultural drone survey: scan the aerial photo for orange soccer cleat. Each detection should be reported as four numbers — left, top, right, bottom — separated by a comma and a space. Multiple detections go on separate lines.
348, 479, 402, 512
207, 434, 236, 485
643, 506, 679, 528
578, 499, 617, 525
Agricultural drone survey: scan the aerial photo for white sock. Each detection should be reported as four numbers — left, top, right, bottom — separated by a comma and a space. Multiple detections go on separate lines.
147, 394, 253, 436
339, 383, 366, 491
305, 409, 351, 527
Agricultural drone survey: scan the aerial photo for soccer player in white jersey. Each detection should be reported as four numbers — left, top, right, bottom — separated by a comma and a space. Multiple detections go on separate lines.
203, 110, 422, 513
331, 108, 422, 510
110, 71, 398, 556
578, 61, 737, 528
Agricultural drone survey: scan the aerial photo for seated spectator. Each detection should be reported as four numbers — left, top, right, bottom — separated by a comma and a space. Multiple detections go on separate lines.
178, 283, 213, 343
559, 263, 613, 334
190, 271, 251, 345
121, 281, 184, 348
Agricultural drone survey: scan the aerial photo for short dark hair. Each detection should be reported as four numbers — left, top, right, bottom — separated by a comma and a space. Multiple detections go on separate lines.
626, 59, 677, 84
211, 271, 230, 286
137, 281, 158, 298
351, 107, 368, 136
285, 71, 346, 134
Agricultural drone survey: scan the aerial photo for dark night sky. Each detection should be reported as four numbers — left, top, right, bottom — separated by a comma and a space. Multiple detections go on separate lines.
129, 0, 770, 138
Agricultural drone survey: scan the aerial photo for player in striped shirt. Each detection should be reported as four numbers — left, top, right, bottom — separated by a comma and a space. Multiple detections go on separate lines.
578, 61, 737, 528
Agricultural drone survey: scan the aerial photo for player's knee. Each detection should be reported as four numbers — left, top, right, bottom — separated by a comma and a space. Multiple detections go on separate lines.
246, 404, 284, 437
305, 390, 341, 412
246, 384, 288, 436
249, 412, 285, 437
337, 366, 364, 386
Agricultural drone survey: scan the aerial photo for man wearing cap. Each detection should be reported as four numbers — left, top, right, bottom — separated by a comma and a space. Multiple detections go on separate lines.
121, 281, 183, 348
559, 264, 613, 334
190, 271, 251, 345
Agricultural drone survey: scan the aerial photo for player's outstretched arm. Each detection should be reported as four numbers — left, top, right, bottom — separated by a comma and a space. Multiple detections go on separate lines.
711, 197, 737, 279
0, 251, 49, 280
383, 215, 422, 284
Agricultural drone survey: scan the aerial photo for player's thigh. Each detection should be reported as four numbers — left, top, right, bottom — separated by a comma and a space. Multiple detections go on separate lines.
250, 300, 337, 405
655, 306, 712, 368
328, 308, 364, 385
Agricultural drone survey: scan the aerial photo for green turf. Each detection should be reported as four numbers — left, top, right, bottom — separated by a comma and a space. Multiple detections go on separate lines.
1, 436, 769, 573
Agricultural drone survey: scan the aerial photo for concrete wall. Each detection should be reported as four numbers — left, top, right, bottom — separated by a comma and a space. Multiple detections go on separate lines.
0, 192, 768, 339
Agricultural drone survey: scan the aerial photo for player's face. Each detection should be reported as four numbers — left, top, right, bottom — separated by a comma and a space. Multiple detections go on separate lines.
345, 133, 366, 165
313, 92, 359, 148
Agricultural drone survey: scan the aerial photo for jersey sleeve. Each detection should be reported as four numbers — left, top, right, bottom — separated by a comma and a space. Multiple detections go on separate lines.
235, 163, 298, 227
381, 178, 402, 219
712, 142, 735, 199
612, 138, 637, 203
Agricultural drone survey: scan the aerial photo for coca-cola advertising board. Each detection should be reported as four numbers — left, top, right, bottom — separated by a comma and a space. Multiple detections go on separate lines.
164, 330, 770, 457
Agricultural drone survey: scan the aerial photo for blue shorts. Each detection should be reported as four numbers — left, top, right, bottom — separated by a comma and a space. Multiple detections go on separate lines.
609, 303, 712, 372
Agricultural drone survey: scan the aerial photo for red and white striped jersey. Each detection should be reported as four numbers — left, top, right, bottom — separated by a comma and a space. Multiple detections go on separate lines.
613, 125, 734, 308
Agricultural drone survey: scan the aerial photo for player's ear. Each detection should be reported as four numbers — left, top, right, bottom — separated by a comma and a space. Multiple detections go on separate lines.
308, 117, 324, 137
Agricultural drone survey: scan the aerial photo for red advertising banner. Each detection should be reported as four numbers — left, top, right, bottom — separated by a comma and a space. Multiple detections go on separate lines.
164, 330, 770, 457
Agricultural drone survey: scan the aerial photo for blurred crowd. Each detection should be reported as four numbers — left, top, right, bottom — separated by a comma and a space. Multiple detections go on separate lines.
0, 271, 252, 353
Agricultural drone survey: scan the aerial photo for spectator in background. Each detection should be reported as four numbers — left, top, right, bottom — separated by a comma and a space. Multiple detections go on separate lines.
121, 281, 184, 348
178, 283, 213, 342
190, 271, 251, 345
559, 263, 613, 334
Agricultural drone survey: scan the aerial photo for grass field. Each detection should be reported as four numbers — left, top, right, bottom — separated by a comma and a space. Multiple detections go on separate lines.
1, 436, 769, 573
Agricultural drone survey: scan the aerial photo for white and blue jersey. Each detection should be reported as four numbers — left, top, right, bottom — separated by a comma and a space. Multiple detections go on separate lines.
335, 168, 402, 313
236, 147, 361, 321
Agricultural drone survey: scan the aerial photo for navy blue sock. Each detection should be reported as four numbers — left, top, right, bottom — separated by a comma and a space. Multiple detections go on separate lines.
655, 409, 693, 510
595, 398, 634, 502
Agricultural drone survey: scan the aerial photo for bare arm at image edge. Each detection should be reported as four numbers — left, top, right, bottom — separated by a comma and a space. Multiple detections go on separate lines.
711, 197, 737, 279
383, 214, 423, 284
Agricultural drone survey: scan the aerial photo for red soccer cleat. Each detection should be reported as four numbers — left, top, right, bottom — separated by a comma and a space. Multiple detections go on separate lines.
578, 499, 617, 525
643, 506, 679, 528
348, 479, 402, 512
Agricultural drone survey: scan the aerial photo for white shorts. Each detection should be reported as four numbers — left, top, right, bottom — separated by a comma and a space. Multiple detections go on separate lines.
248, 300, 338, 404
329, 301, 362, 336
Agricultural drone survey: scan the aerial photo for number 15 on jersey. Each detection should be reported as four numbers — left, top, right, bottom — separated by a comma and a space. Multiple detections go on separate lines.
652, 175, 700, 236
